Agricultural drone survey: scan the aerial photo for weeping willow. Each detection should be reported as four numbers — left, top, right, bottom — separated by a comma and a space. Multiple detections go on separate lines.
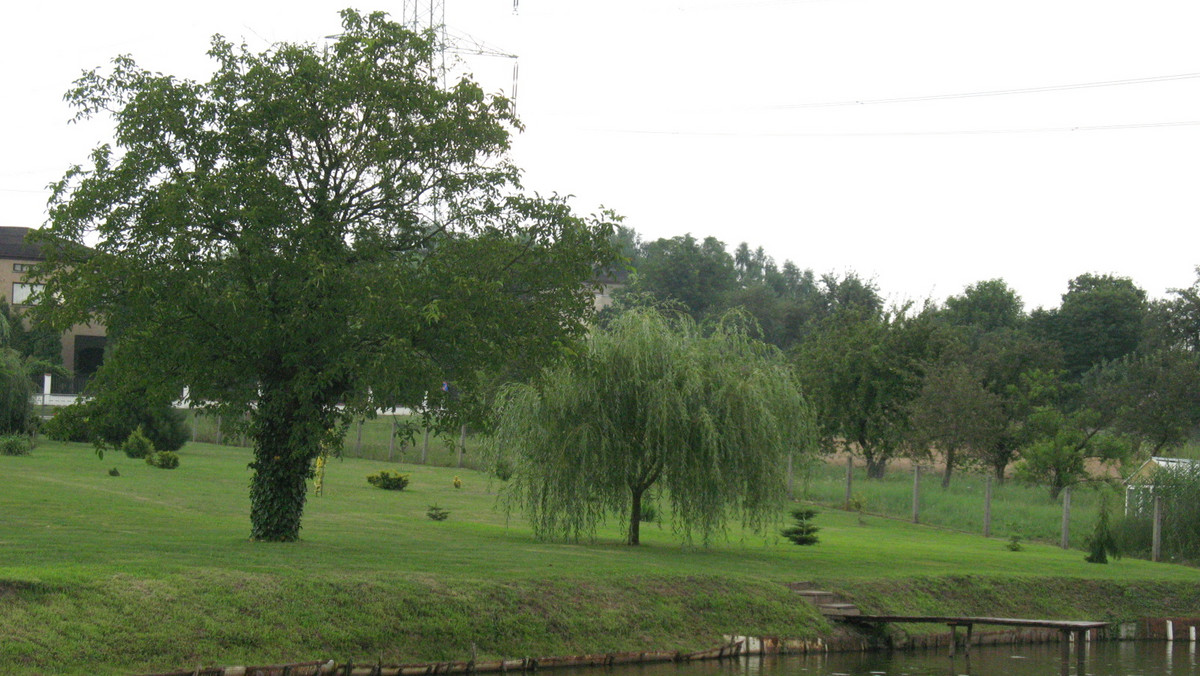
490, 309, 816, 545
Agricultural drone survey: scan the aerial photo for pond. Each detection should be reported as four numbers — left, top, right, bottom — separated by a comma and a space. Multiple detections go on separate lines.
559, 642, 1198, 676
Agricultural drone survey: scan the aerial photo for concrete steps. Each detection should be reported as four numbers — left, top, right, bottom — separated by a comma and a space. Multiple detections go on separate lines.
787, 583, 863, 618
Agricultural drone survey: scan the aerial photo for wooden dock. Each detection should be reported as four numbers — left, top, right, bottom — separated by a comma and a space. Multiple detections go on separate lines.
847, 615, 1108, 662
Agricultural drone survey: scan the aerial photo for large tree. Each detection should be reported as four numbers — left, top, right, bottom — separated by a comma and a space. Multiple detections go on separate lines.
906, 359, 1005, 488
33, 11, 616, 541
942, 278, 1025, 334
621, 234, 737, 318
793, 306, 934, 478
1082, 348, 1200, 455
1034, 273, 1147, 379
489, 309, 815, 545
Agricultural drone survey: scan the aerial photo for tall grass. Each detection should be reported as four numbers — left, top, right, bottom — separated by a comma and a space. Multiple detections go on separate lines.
795, 457, 1118, 549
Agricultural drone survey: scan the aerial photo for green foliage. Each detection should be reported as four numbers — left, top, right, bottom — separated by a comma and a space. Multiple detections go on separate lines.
780, 508, 820, 546
792, 306, 931, 478
36, 10, 617, 541
493, 457, 514, 481
1118, 461, 1200, 562
490, 308, 817, 545
620, 234, 737, 318
1006, 535, 1023, 552
122, 426, 155, 459
87, 390, 190, 453
942, 279, 1025, 333
426, 505, 450, 521
108, 466, 120, 476
367, 471, 410, 491
146, 450, 180, 470
906, 359, 1005, 488
1084, 496, 1119, 564
42, 404, 92, 442
0, 349, 33, 435
1083, 349, 1200, 455
1014, 406, 1128, 499
0, 434, 32, 456
1034, 273, 1147, 379
638, 500, 658, 524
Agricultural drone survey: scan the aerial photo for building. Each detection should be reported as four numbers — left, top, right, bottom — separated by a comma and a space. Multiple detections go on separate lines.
1124, 456, 1200, 514
0, 227, 106, 392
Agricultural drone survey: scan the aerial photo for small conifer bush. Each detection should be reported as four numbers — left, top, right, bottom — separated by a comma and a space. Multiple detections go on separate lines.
781, 508, 820, 546
122, 426, 155, 459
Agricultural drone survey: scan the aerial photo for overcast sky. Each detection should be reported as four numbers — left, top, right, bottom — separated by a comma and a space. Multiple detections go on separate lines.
2, 0, 1197, 310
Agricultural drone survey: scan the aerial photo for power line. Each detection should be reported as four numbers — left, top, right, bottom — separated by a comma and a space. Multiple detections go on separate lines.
588, 120, 1200, 138
768, 72, 1200, 109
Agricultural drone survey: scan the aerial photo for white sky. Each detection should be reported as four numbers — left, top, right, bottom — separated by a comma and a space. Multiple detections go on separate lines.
2, 0, 1198, 310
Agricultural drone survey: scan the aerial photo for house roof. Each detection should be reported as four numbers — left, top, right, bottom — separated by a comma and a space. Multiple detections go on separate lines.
0, 227, 44, 261
1125, 456, 1200, 484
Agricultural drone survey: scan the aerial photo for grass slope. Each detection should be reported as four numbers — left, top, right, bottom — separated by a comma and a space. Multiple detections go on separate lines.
3, 442, 1199, 674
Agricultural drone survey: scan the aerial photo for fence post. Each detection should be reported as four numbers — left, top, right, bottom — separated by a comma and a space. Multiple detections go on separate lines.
355, 419, 363, 455
421, 427, 430, 465
1060, 486, 1071, 549
983, 475, 993, 538
457, 423, 466, 468
42, 373, 51, 406
1152, 495, 1163, 562
844, 455, 853, 510
388, 417, 396, 462
215, 416, 223, 445
912, 465, 920, 524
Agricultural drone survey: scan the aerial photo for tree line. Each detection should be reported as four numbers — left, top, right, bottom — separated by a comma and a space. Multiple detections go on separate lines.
605, 226, 1200, 497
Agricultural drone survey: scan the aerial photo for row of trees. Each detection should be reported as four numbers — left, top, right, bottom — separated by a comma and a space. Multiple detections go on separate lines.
611, 229, 1200, 497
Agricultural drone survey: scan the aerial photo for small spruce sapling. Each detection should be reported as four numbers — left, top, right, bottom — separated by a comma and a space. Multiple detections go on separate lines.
781, 508, 820, 545
1085, 496, 1121, 564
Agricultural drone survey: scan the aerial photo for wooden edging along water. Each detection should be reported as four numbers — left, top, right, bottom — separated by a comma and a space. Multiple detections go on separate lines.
138, 617, 1200, 676
140, 641, 749, 676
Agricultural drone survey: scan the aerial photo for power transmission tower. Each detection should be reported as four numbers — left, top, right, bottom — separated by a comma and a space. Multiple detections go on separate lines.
402, 0, 519, 100
401, 0, 447, 78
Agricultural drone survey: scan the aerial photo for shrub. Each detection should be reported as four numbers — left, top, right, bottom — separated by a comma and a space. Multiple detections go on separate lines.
426, 505, 450, 521
494, 457, 514, 482
146, 450, 180, 470
0, 434, 32, 456
108, 467, 120, 476
367, 470, 409, 490
92, 400, 189, 452
780, 508, 820, 545
452, 476, 463, 489
639, 501, 658, 523
1006, 535, 1023, 552
122, 427, 155, 459
43, 404, 92, 443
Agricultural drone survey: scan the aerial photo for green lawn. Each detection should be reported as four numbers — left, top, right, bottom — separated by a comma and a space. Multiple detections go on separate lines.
3, 441, 1199, 674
